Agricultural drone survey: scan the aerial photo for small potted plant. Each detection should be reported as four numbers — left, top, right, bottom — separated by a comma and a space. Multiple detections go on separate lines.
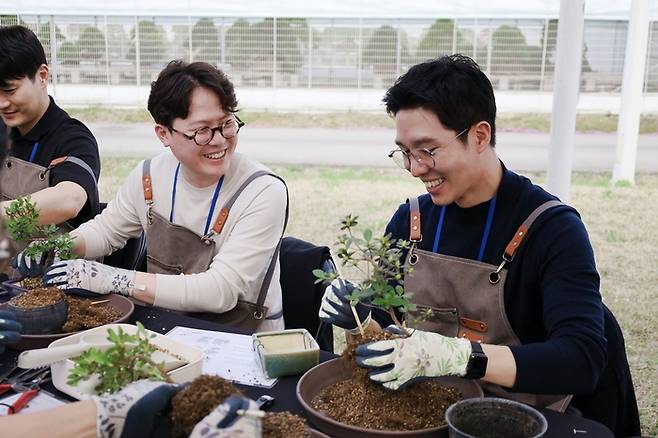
298, 215, 482, 437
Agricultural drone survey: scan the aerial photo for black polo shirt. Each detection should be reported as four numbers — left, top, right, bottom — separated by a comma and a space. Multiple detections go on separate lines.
9, 96, 100, 228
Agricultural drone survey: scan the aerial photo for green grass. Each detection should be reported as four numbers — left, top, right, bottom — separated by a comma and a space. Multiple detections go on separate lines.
67, 105, 658, 134
98, 159, 658, 435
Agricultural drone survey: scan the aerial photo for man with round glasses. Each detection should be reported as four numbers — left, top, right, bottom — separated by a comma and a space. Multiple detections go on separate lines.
15, 61, 286, 332
320, 55, 640, 435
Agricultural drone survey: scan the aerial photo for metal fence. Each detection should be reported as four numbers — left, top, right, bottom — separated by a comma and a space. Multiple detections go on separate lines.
2, 14, 658, 93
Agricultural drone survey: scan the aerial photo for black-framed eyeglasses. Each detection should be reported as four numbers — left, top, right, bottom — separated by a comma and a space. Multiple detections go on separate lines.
388, 127, 469, 171
171, 116, 245, 146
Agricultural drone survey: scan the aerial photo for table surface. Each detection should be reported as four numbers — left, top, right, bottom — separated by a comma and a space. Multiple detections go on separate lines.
0, 305, 614, 438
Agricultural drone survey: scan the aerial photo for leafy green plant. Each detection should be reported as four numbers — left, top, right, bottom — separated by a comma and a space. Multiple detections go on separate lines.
67, 322, 172, 394
4, 196, 75, 261
313, 214, 417, 336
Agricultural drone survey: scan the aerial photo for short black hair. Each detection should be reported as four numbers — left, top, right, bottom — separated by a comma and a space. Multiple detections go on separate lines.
147, 60, 238, 129
383, 54, 497, 146
0, 118, 8, 161
0, 25, 47, 88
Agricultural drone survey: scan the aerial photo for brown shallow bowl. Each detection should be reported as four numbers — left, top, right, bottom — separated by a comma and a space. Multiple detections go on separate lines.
1, 294, 134, 350
297, 358, 484, 438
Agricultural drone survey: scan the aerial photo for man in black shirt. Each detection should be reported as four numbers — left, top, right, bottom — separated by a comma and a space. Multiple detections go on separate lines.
0, 25, 100, 230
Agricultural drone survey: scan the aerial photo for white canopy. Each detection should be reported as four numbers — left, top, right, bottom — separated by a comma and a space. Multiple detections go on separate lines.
2, 0, 656, 20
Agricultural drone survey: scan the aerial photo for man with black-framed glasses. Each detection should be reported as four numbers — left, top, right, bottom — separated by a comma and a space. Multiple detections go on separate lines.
15, 61, 287, 333
320, 55, 640, 436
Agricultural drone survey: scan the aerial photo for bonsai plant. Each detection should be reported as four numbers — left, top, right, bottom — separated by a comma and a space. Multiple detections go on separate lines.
4, 196, 122, 334
300, 215, 478, 435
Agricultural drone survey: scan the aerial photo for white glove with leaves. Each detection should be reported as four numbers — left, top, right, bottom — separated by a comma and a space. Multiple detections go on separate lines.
355, 327, 472, 390
190, 395, 262, 438
92, 380, 179, 438
43, 259, 136, 297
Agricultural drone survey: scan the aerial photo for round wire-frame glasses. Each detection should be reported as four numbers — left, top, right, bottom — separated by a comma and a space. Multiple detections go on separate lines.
388, 127, 469, 171
171, 115, 245, 146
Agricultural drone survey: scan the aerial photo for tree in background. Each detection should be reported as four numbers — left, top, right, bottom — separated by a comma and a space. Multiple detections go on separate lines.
415, 19, 470, 63
540, 19, 592, 74
187, 18, 220, 66
79, 26, 106, 62
0, 15, 23, 26
362, 24, 410, 78
225, 19, 252, 70
127, 20, 167, 66
490, 24, 542, 76
36, 22, 65, 62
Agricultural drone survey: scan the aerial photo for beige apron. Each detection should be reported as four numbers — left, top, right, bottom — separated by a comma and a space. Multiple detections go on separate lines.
405, 197, 572, 412
141, 159, 287, 333
0, 155, 97, 232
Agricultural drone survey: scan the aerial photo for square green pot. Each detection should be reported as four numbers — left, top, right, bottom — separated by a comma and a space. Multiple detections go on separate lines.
253, 329, 320, 378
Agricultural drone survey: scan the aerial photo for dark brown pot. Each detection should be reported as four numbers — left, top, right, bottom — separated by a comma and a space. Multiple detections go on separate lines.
7, 297, 68, 335
296, 358, 484, 438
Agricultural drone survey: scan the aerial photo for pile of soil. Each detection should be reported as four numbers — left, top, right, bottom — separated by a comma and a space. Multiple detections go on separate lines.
9, 287, 64, 308
263, 412, 308, 438
311, 332, 462, 431
169, 375, 242, 438
62, 296, 122, 332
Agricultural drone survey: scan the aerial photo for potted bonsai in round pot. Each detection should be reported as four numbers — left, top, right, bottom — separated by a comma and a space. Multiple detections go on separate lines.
3, 196, 75, 333
299, 215, 483, 437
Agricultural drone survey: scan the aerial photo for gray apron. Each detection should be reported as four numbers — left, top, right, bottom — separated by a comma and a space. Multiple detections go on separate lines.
141, 159, 287, 333
0, 154, 97, 232
405, 197, 572, 412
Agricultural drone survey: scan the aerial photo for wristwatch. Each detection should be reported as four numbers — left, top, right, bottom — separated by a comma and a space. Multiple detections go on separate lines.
464, 341, 488, 379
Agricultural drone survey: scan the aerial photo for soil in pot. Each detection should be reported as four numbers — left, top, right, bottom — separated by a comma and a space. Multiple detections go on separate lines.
62, 296, 122, 332
310, 332, 462, 431
263, 411, 308, 438
9, 287, 64, 308
169, 374, 242, 438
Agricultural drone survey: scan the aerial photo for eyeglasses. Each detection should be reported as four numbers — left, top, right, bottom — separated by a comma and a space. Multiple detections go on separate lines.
388, 127, 469, 171
171, 116, 245, 146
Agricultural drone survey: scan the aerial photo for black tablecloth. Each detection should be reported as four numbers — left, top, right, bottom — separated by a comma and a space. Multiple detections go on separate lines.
0, 305, 614, 438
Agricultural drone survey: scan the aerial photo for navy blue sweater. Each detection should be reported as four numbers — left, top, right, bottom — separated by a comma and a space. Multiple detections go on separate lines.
382, 165, 607, 395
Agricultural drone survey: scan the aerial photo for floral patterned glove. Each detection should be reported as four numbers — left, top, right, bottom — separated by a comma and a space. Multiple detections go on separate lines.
189, 395, 262, 438
43, 259, 136, 297
92, 380, 179, 438
318, 278, 371, 334
355, 327, 472, 390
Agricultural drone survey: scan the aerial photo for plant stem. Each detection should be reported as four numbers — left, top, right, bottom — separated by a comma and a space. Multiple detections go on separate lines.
389, 309, 409, 337
350, 304, 365, 337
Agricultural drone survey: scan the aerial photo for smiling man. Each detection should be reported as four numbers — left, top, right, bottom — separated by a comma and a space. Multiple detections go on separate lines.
0, 25, 100, 229
319, 55, 640, 437
15, 61, 286, 332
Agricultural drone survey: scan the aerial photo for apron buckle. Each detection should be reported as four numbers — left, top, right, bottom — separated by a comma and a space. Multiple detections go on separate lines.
489, 259, 508, 285
253, 310, 264, 320
408, 241, 420, 265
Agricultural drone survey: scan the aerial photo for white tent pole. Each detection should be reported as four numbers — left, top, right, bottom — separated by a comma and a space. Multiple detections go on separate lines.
612, 0, 650, 185
546, 0, 585, 203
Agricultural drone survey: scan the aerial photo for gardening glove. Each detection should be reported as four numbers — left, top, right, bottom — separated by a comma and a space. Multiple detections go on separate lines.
319, 278, 371, 334
0, 311, 21, 353
355, 326, 472, 390
11, 241, 49, 278
92, 379, 180, 438
43, 259, 136, 297
189, 395, 262, 438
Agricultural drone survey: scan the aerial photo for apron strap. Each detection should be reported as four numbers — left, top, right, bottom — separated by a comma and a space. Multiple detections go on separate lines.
48, 156, 98, 184
407, 197, 422, 241
503, 200, 562, 260
141, 159, 154, 202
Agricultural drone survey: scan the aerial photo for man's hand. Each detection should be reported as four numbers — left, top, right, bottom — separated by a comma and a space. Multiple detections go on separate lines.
92, 380, 179, 438
43, 259, 136, 297
11, 241, 49, 278
189, 395, 262, 438
355, 327, 472, 390
319, 278, 371, 334
0, 311, 21, 354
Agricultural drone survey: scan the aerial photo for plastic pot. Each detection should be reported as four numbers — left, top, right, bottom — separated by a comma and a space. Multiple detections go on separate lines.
445, 397, 548, 438
7, 296, 68, 335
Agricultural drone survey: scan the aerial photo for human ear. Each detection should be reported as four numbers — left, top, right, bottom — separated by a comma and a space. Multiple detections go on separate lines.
472, 122, 492, 153
37, 64, 49, 88
154, 125, 171, 148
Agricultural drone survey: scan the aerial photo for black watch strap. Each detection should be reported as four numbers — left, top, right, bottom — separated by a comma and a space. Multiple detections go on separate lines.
465, 341, 488, 379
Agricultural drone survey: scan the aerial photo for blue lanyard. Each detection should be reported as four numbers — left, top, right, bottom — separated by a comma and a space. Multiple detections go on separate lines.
28, 142, 39, 163
432, 195, 497, 262
169, 162, 225, 235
